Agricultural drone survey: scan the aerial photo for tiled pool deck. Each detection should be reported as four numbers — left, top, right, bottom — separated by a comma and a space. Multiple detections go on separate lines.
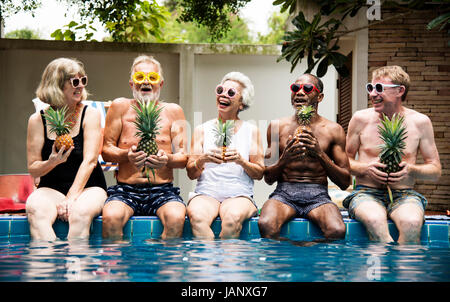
0, 215, 449, 242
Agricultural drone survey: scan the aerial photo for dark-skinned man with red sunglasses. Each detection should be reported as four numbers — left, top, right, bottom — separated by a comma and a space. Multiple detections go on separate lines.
258, 73, 351, 242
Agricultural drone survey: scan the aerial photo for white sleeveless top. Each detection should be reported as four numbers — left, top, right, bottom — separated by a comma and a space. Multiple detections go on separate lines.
193, 119, 254, 201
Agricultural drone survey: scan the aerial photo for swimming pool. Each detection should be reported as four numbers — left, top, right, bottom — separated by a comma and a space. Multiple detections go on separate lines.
0, 216, 449, 282
0, 236, 449, 282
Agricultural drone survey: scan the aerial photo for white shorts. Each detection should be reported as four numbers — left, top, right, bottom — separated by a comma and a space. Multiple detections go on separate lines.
187, 191, 256, 208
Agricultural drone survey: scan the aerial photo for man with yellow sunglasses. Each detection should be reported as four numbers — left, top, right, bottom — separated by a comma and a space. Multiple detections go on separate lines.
101, 55, 188, 240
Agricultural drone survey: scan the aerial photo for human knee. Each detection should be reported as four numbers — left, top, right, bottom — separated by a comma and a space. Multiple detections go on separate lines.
163, 206, 186, 227
221, 212, 242, 232
68, 210, 90, 226
26, 196, 49, 219
323, 222, 346, 239
187, 207, 206, 225
359, 210, 388, 229
102, 204, 126, 227
257, 216, 278, 238
396, 215, 423, 232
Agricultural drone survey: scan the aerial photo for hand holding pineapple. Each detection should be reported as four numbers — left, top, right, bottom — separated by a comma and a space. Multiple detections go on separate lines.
386, 161, 409, 184
295, 127, 322, 157
144, 149, 169, 169
222, 148, 244, 165
128, 145, 168, 170
279, 135, 308, 164
48, 143, 74, 166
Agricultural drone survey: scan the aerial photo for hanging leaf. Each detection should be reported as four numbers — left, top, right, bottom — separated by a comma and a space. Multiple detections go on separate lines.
317, 56, 329, 78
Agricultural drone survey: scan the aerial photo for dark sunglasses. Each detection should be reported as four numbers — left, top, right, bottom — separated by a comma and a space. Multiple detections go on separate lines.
366, 83, 401, 94
70, 76, 88, 88
290, 83, 321, 94
216, 85, 237, 98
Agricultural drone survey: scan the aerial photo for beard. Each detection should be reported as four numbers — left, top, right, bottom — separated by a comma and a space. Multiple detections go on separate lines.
133, 88, 160, 103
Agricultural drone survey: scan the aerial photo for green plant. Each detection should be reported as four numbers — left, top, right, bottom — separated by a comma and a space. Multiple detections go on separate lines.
50, 0, 169, 42
5, 27, 40, 39
274, 0, 450, 76
277, 12, 349, 77
175, 0, 251, 42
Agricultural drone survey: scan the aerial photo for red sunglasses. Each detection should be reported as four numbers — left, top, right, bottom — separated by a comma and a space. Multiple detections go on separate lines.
290, 83, 321, 94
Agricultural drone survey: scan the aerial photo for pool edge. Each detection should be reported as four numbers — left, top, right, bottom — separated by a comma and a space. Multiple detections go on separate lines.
0, 215, 448, 243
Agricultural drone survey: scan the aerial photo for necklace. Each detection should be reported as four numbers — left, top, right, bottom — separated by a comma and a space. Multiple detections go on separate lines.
65, 103, 82, 128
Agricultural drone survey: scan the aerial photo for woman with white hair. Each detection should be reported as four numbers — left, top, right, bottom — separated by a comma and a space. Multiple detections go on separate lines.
186, 71, 264, 239
26, 58, 107, 241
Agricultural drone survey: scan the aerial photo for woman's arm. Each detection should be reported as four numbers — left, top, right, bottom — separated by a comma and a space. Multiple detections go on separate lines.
65, 107, 103, 201
225, 124, 264, 180
186, 124, 224, 180
27, 112, 73, 178
166, 104, 188, 169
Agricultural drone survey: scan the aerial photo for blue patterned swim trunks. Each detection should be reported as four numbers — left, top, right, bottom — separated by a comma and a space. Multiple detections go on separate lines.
342, 185, 427, 219
268, 182, 333, 217
105, 182, 185, 216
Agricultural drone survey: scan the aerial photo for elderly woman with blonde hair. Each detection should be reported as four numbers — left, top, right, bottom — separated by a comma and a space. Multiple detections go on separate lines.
26, 57, 107, 241
186, 71, 265, 239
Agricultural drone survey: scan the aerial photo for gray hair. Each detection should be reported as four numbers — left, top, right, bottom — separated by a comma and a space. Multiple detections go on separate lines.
130, 55, 164, 81
221, 71, 254, 111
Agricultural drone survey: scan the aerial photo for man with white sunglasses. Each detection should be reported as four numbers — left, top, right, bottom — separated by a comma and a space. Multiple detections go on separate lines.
344, 65, 441, 244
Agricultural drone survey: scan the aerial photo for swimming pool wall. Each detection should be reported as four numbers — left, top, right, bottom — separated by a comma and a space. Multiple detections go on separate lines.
0, 216, 449, 242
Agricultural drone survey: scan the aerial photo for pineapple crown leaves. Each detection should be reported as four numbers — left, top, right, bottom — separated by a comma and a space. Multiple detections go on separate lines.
43, 105, 72, 136
296, 105, 315, 125
213, 118, 235, 147
377, 113, 408, 162
132, 100, 163, 140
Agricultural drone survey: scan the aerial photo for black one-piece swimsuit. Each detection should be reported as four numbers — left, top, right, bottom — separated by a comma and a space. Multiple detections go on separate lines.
37, 105, 107, 195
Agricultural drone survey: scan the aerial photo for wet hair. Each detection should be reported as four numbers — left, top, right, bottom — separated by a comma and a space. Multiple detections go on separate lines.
36, 57, 88, 107
372, 65, 410, 101
221, 71, 255, 111
302, 73, 324, 93
130, 55, 164, 81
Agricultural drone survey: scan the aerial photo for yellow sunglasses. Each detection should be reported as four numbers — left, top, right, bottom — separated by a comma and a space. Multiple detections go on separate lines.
132, 71, 161, 85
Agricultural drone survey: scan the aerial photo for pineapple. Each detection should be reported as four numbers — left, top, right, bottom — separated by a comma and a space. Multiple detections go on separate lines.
213, 118, 235, 160
377, 113, 408, 203
132, 100, 163, 181
294, 105, 315, 142
43, 106, 74, 151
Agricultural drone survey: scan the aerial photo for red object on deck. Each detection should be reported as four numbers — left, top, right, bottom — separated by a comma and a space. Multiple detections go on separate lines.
0, 197, 26, 213
0, 174, 34, 213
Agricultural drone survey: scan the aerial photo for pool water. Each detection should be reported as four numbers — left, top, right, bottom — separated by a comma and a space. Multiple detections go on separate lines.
0, 236, 449, 282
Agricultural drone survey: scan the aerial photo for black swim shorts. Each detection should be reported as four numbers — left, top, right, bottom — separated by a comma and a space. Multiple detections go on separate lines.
268, 182, 333, 217
105, 182, 185, 216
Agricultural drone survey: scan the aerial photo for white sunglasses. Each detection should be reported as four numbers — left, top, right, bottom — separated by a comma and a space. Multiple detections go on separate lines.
366, 83, 401, 94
